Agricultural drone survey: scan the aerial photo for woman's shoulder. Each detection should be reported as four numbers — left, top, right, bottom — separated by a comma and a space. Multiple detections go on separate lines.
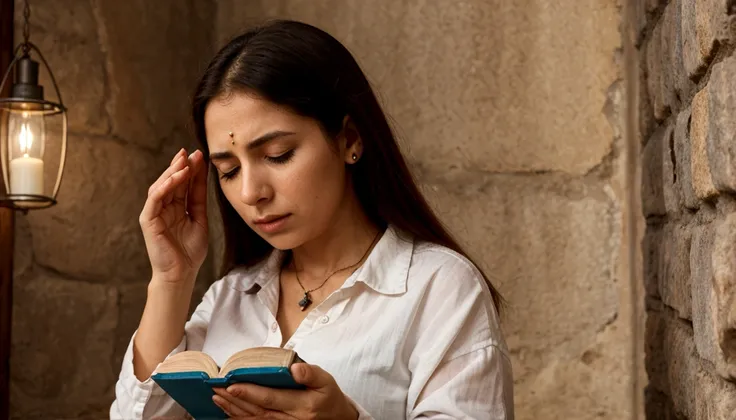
410, 240, 486, 287
407, 240, 507, 353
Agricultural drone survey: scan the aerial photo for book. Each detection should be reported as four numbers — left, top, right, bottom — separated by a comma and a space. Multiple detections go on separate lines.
151, 347, 306, 420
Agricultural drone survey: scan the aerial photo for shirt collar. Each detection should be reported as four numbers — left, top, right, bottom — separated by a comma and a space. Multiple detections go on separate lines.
226, 225, 413, 296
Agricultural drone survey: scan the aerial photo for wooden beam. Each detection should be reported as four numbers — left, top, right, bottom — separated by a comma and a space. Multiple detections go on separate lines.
0, 0, 14, 417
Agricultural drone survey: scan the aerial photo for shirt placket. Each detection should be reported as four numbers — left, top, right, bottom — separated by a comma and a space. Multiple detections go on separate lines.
282, 289, 352, 350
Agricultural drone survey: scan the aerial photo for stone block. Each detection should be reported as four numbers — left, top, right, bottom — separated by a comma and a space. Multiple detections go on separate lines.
691, 223, 719, 361
643, 0, 692, 122
644, 226, 663, 298
26, 135, 160, 283
646, 310, 669, 393
662, 124, 682, 215
673, 108, 700, 209
663, 0, 693, 110
710, 213, 736, 379
706, 56, 736, 193
645, 310, 698, 418
682, 0, 731, 80
13, 0, 109, 134
91, 0, 214, 149
10, 273, 118, 418
663, 317, 697, 419
642, 124, 671, 217
690, 88, 719, 200
229, 0, 620, 175
660, 224, 693, 320
647, 21, 668, 121
645, 386, 676, 420
696, 361, 736, 419
691, 220, 736, 380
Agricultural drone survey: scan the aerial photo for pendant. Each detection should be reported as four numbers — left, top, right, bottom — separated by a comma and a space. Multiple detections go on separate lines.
298, 292, 312, 311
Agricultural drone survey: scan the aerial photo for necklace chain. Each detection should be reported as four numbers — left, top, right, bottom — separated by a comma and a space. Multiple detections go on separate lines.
291, 230, 381, 310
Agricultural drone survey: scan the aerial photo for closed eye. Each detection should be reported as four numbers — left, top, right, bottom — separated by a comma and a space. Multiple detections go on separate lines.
265, 149, 295, 164
220, 167, 239, 181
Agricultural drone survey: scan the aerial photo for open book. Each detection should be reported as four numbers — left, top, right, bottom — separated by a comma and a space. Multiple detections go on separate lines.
152, 347, 306, 419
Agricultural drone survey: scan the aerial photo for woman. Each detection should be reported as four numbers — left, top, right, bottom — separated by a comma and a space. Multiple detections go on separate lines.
111, 20, 513, 419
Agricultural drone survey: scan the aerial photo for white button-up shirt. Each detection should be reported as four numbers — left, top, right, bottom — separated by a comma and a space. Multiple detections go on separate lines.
110, 226, 514, 419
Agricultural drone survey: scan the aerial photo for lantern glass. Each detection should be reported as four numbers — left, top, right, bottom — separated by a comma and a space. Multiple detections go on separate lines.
7, 109, 46, 197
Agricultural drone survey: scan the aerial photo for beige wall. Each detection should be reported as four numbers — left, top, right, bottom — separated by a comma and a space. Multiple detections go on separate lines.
215, 1, 632, 419
7, 0, 637, 418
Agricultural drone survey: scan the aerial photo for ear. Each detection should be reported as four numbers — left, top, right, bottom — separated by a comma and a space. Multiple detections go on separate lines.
340, 115, 362, 164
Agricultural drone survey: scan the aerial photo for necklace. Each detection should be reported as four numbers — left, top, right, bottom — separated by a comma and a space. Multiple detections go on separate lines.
292, 230, 381, 311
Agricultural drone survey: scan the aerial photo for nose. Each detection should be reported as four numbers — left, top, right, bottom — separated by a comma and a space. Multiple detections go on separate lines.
239, 166, 273, 206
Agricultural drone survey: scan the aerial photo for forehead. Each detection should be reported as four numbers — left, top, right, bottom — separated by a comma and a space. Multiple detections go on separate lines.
204, 92, 297, 143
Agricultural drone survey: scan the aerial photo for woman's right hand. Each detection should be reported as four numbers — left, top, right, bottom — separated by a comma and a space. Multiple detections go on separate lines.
139, 148, 209, 284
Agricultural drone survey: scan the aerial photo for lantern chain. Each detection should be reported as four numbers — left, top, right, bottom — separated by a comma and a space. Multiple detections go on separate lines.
22, 0, 31, 55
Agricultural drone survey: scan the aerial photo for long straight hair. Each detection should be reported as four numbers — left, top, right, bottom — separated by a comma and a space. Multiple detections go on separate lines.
191, 20, 503, 310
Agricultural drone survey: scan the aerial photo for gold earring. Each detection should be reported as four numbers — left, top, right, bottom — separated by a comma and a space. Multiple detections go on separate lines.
229, 132, 234, 145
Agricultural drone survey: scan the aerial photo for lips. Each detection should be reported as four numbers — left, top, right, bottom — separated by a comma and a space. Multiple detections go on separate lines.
254, 214, 289, 224
252, 214, 291, 234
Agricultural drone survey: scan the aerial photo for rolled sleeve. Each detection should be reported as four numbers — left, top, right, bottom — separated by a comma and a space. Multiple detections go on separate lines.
110, 282, 218, 420
110, 331, 188, 420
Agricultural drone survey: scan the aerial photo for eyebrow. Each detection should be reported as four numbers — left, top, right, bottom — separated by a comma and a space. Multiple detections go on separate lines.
209, 130, 296, 161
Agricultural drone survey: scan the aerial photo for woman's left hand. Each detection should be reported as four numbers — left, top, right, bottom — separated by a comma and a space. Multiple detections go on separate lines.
212, 363, 359, 419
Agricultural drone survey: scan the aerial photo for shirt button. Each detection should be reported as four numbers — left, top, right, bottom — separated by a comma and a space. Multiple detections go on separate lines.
271, 322, 278, 332
319, 315, 330, 324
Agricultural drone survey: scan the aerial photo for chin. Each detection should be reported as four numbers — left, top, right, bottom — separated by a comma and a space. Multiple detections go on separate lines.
257, 231, 305, 251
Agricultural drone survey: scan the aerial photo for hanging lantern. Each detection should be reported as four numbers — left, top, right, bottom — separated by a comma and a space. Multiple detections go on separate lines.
0, 0, 67, 211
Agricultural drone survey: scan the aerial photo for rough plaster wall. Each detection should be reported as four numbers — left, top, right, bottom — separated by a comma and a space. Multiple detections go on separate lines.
9, 1, 215, 418
215, 1, 630, 419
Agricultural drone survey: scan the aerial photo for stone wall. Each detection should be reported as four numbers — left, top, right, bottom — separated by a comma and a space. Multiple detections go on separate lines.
638, 0, 736, 418
9, 1, 215, 418
215, 1, 633, 419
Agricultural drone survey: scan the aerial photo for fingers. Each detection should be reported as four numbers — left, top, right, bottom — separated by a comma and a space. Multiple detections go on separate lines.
290, 363, 333, 389
186, 150, 208, 223
148, 149, 188, 197
212, 388, 262, 417
225, 384, 303, 413
139, 164, 191, 227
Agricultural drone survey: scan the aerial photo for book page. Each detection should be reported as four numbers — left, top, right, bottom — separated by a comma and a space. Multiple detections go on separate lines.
219, 347, 297, 377
155, 351, 220, 378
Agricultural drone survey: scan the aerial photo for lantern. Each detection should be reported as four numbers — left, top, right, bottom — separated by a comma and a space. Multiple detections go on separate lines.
0, 0, 67, 211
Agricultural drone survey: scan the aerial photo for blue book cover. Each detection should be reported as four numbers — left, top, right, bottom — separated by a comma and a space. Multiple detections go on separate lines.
152, 350, 306, 420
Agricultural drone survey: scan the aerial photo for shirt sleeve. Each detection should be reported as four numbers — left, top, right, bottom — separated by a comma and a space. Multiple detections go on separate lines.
109, 282, 218, 420
410, 346, 514, 419
405, 252, 515, 419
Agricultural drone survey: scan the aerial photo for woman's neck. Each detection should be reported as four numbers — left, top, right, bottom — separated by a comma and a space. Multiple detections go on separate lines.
289, 192, 380, 284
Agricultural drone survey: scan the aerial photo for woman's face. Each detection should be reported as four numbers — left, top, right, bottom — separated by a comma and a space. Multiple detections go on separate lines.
204, 92, 355, 250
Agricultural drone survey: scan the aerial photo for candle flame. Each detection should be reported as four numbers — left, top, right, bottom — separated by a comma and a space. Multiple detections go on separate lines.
19, 123, 33, 154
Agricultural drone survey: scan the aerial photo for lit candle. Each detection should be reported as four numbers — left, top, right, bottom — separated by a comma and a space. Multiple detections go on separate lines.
9, 123, 44, 195
10, 154, 44, 195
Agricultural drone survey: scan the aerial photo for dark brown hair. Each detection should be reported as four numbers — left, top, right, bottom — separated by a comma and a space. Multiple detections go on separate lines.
191, 20, 503, 310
